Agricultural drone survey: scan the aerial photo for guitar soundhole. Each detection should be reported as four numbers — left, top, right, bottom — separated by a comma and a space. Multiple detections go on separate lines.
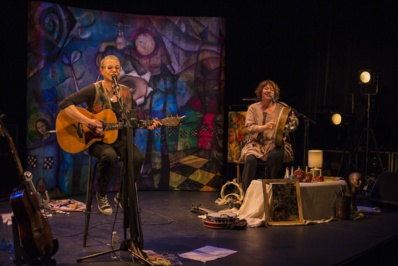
84, 131, 104, 144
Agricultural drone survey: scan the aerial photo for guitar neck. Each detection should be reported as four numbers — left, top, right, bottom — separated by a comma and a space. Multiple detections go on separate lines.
0, 122, 25, 181
0, 121, 41, 212
104, 117, 178, 130
136, 120, 155, 128
103, 120, 153, 131
9, 148, 25, 181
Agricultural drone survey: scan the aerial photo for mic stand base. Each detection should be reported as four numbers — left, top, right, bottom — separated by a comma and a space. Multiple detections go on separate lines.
76, 239, 153, 265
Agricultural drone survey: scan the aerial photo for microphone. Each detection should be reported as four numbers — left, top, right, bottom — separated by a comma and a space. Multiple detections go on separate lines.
111, 74, 119, 91
270, 94, 277, 103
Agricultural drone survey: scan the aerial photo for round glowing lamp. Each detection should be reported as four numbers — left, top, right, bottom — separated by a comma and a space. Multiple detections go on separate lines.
331, 113, 342, 126
359, 71, 371, 84
308, 150, 323, 177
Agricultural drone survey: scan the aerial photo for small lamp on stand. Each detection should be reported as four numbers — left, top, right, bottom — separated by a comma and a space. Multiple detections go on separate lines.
308, 150, 323, 180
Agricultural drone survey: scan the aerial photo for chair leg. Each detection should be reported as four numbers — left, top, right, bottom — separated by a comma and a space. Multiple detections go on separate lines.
83, 156, 94, 247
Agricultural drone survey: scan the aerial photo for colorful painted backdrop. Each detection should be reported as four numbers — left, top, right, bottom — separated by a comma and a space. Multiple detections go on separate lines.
26, 1, 225, 196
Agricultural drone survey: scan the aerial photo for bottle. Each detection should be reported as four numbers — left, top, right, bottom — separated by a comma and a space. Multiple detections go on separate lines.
294, 166, 305, 182
304, 166, 312, 182
290, 166, 294, 179
111, 231, 120, 259
284, 167, 290, 179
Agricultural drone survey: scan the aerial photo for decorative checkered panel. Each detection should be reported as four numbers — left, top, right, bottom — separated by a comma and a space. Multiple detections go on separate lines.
169, 154, 222, 191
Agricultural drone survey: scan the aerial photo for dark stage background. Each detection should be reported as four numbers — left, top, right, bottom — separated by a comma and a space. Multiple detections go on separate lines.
1, 0, 398, 198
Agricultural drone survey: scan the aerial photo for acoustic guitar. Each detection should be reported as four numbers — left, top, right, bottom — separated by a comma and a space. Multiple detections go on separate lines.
24, 171, 51, 211
0, 118, 54, 260
56, 106, 185, 153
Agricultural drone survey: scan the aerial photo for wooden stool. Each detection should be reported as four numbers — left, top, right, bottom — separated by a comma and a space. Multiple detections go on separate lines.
82, 155, 122, 247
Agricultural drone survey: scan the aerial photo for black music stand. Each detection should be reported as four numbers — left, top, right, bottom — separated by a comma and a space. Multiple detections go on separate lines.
77, 84, 153, 265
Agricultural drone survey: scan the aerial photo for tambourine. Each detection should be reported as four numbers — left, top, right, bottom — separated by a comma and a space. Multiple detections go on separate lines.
203, 212, 238, 229
274, 107, 298, 146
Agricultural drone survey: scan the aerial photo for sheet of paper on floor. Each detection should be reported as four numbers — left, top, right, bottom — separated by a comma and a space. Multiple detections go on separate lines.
178, 245, 237, 263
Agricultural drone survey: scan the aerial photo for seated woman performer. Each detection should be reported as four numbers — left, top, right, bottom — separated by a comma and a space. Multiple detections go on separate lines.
239, 80, 299, 192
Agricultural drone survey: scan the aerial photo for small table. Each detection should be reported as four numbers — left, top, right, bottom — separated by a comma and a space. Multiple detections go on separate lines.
299, 180, 347, 220
237, 179, 348, 225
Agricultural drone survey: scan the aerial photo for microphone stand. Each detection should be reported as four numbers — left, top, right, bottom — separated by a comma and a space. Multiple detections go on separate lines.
271, 96, 316, 167
300, 113, 316, 168
77, 82, 153, 265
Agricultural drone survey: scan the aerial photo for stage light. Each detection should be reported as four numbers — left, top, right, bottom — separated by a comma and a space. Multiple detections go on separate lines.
356, 70, 383, 177
359, 70, 371, 84
331, 113, 342, 126
358, 70, 379, 95
330, 112, 354, 126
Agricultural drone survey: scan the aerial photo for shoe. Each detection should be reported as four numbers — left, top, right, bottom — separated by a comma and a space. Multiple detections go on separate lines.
96, 192, 113, 216
114, 192, 123, 209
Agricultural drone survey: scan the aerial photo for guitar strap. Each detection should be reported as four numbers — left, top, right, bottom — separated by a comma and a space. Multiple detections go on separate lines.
92, 81, 112, 113
92, 81, 132, 115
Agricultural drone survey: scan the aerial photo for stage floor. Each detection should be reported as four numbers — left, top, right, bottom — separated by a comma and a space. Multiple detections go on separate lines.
1, 190, 398, 265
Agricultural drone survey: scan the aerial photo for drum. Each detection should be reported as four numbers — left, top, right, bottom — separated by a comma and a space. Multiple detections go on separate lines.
203, 212, 238, 229
274, 106, 291, 147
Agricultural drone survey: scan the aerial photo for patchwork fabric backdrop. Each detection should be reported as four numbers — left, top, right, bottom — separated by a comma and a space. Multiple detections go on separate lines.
26, 1, 225, 196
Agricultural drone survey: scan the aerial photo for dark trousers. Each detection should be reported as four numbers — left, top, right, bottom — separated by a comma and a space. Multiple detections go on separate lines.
89, 140, 144, 196
242, 146, 284, 192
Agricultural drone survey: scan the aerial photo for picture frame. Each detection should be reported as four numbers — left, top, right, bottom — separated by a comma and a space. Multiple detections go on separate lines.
262, 179, 304, 226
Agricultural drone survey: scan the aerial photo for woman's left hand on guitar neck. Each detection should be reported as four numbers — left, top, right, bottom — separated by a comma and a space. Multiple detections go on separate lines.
146, 117, 162, 130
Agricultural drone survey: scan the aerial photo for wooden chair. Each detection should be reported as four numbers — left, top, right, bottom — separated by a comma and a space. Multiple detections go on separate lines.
228, 110, 268, 187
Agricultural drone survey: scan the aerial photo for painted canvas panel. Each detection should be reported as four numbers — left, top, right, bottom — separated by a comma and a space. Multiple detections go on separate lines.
26, 1, 225, 196
263, 179, 304, 226
227, 111, 248, 163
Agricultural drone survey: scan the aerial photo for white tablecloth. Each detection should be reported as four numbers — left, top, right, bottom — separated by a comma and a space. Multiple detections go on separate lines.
237, 179, 348, 226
